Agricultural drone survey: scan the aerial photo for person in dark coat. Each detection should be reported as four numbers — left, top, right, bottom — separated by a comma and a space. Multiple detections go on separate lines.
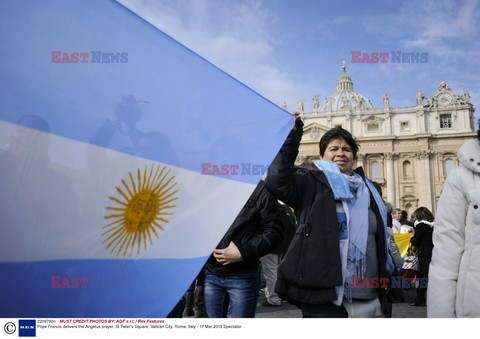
409, 207, 434, 306
203, 180, 284, 318
265, 113, 393, 318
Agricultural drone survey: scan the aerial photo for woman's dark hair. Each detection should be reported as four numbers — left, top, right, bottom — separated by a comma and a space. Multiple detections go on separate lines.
319, 127, 359, 158
412, 206, 434, 222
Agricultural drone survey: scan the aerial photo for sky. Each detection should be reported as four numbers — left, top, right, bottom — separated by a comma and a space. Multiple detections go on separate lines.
119, 0, 480, 123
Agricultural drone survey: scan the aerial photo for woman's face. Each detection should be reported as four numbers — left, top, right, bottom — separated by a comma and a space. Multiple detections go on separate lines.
321, 137, 355, 175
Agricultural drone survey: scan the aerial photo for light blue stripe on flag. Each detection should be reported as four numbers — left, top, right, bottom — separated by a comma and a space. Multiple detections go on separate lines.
0, 0, 291, 184
0, 0, 292, 317
0, 258, 209, 318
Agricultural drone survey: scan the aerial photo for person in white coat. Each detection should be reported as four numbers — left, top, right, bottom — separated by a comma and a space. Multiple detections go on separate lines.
428, 125, 480, 317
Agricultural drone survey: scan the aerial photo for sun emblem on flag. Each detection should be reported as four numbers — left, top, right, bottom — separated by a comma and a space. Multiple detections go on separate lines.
102, 164, 178, 256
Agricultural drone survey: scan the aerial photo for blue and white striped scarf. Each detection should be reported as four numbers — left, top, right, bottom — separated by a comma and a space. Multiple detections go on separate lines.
314, 160, 369, 271
314, 160, 394, 300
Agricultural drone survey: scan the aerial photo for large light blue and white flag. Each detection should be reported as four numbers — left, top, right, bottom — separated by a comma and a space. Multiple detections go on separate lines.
0, 0, 291, 317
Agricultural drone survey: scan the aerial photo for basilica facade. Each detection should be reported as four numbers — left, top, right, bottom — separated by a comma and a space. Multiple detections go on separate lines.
295, 65, 476, 216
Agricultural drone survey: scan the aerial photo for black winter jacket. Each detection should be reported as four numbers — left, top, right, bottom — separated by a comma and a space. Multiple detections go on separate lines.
410, 222, 434, 275
265, 123, 392, 317
205, 182, 284, 275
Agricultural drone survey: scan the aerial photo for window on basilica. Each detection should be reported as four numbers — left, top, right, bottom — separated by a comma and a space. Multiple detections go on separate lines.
440, 114, 452, 129
443, 159, 454, 177
370, 161, 381, 179
367, 122, 379, 132
403, 160, 413, 180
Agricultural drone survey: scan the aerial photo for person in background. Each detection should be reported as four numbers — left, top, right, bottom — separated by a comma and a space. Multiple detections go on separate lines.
400, 211, 413, 227
183, 271, 205, 317
266, 113, 393, 318
392, 208, 402, 233
203, 180, 283, 318
260, 203, 296, 307
428, 122, 480, 317
260, 254, 283, 307
372, 183, 404, 304
399, 210, 414, 234
409, 207, 434, 307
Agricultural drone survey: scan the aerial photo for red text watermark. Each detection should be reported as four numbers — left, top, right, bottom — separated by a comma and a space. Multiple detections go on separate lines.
351, 276, 428, 288
201, 163, 277, 176
351, 51, 428, 63
51, 275, 130, 288
51, 276, 89, 288
51, 51, 128, 63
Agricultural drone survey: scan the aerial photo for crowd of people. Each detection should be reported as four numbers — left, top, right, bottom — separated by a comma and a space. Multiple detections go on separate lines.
168, 114, 479, 318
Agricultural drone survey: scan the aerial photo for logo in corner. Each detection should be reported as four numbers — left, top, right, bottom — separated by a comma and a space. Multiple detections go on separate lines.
4, 322, 16, 334
102, 164, 178, 256
18, 320, 35, 337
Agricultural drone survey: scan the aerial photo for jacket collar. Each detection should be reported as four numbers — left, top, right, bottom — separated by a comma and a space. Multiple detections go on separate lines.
353, 166, 366, 179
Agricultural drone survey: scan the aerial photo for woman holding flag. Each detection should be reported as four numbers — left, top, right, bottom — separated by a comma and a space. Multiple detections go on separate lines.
266, 113, 393, 318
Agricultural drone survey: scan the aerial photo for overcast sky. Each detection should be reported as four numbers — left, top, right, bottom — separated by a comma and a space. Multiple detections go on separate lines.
120, 0, 480, 123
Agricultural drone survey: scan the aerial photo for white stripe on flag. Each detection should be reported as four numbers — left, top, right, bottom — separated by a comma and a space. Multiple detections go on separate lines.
0, 121, 254, 262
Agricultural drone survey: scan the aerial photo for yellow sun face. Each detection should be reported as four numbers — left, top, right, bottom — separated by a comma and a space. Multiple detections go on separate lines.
102, 164, 178, 256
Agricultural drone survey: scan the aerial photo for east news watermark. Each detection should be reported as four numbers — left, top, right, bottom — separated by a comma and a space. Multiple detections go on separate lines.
51, 275, 130, 288
351, 51, 428, 63
201, 163, 278, 176
351, 276, 428, 288
51, 51, 128, 63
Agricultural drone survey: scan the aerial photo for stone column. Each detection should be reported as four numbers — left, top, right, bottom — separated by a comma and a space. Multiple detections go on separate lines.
356, 154, 365, 169
384, 111, 392, 135
345, 113, 353, 132
416, 109, 426, 133
326, 114, 332, 128
384, 152, 398, 206
416, 150, 434, 210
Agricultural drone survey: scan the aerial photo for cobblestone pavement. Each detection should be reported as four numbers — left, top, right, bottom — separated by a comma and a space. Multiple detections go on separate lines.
182, 289, 426, 318
255, 290, 427, 318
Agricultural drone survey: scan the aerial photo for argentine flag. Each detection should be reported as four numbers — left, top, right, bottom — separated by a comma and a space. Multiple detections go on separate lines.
0, 0, 291, 317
